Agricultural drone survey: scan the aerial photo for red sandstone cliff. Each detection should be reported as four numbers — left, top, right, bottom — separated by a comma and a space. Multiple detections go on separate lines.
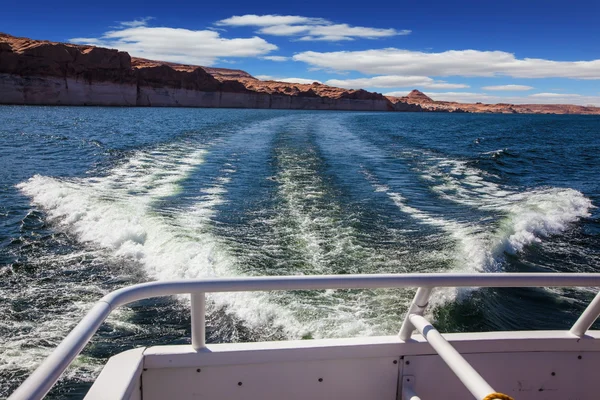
1, 33, 598, 114
0, 33, 395, 110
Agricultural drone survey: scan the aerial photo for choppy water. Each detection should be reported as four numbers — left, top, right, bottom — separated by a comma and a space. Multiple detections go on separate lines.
1, 107, 599, 398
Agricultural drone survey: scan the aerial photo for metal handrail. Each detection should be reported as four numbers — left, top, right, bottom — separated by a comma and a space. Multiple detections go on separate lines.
9, 272, 600, 400
410, 314, 496, 399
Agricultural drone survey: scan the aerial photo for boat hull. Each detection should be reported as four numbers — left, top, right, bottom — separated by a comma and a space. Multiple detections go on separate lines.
86, 330, 600, 400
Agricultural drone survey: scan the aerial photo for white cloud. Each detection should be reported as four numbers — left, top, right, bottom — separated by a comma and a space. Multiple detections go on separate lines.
262, 56, 290, 62
217, 14, 409, 41
384, 91, 410, 97
71, 19, 277, 66
278, 78, 322, 85
256, 75, 321, 85
264, 24, 405, 40
529, 92, 581, 98
71, 38, 103, 46
325, 75, 469, 89
383, 91, 600, 106
259, 25, 314, 36
481, 84, 533, 91
293, 48, 600, 79
297, 35, 355, 42
425, 82, 470, 89
118, 17, 154, 28
217, 15, 327, 27
308, 24, 408, 39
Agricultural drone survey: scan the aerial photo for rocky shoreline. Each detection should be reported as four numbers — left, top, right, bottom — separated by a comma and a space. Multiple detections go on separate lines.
1, 33, 599, 115
388, 90, 600, 115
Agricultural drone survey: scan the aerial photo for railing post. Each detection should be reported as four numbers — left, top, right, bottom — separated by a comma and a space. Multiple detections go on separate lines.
571, 290, 600, 337
399, 287, 433, 341
410, 314, 496, 400
191, 292, 206, 350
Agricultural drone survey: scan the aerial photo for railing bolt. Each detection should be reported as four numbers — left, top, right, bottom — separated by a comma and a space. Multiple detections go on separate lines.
318, 378, 323, 382
406, 360, 410, 365
393, 360, 398, 364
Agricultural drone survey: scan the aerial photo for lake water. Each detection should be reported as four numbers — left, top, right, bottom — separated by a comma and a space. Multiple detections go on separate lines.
1, 107, 599, 398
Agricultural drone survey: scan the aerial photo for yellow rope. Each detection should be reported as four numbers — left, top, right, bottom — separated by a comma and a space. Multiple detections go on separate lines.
482, 393, 514, 400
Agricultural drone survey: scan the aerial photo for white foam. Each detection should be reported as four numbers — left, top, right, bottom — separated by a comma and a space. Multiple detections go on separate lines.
18, 143, 206, 256
495, 188, 593, 254
396, 153, 593, 270
17, 125, 317, 344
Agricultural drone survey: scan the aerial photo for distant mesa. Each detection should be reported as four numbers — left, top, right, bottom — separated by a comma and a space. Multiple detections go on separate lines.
405, 90, 433, 103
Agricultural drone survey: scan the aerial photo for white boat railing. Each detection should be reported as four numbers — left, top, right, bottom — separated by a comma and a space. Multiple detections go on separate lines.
8, 272, 600, 400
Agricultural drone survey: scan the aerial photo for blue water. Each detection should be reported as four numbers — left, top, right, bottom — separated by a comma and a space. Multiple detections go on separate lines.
1, 107, 599, 398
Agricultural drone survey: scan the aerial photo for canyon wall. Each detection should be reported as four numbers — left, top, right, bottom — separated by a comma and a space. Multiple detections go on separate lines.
0, 33, 396, 111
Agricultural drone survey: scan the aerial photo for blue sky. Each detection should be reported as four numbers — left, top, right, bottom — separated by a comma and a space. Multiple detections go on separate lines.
3, 0, 600, 105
